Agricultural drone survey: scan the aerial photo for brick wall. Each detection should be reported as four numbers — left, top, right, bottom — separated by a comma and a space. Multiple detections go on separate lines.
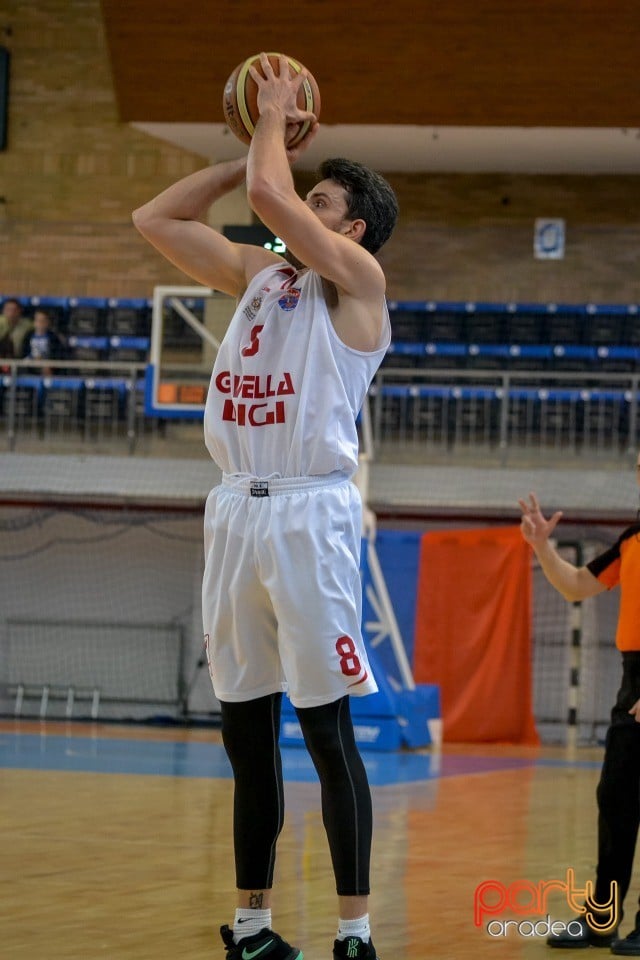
376, 174, 640, 303
0, 0, 208, 297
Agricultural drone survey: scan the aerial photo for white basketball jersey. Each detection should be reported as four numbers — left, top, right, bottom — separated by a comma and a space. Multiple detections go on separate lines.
204, 261, 390, 478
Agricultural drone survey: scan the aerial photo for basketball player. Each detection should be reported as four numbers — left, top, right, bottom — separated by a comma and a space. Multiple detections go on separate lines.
133, 54, 398, 960
519, 472, 640, 956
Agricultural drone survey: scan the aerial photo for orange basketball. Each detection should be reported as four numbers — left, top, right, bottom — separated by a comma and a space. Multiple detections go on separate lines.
222, 52, 320, 147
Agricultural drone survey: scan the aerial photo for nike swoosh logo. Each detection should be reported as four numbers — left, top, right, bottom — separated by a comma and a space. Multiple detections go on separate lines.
242, 940, 274, 960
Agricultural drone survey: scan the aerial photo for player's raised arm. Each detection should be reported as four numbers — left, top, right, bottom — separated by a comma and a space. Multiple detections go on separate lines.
132, 157, 279, 298
518, 492, 606, 602
245, 55, 389, 311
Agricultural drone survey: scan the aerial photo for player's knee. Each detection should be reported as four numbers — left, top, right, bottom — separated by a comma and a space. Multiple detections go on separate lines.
296, 697, 359, 773
221, 694, 282, 768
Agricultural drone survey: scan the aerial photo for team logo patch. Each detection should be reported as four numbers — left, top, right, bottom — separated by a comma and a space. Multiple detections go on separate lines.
278, 288, 301, 311
243, 295, 263, 322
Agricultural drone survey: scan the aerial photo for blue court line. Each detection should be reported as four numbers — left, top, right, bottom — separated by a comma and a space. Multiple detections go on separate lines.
0, 732, 603, 785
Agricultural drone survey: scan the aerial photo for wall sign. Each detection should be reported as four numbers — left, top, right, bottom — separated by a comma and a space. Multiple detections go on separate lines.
534, 218, 565, 260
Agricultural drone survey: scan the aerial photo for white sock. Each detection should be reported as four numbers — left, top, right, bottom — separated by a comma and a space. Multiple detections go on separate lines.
336, 914, 371, 943
233, 907, 272, 942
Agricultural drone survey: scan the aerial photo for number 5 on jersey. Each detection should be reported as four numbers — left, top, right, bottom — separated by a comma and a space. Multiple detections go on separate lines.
241, 325, 264, 357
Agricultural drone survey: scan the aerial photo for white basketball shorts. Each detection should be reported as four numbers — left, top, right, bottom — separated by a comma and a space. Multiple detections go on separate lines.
202, 472, 378, 708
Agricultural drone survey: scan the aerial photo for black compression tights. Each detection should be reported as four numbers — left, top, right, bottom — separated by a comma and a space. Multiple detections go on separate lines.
221, 694, 285, 891
220, 693, 372, 896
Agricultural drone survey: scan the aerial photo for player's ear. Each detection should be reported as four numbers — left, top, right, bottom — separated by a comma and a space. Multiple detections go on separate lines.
343, 218, 366, 243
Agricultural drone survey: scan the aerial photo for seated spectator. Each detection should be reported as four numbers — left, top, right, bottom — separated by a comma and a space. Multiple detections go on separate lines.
0, 298, 33, 357
0, 325, 13, 373
21, 309, 67, 375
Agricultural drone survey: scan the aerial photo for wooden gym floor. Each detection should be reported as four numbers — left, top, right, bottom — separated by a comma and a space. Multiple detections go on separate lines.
1, 720, 635, 960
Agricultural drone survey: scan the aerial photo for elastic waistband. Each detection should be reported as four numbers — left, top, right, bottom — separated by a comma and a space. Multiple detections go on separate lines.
221, 472, 350, 497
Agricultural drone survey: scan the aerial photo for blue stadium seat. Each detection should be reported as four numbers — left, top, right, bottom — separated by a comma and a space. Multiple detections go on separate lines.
595, 345, 640, 373
623, 307, 640, 345
389, 311, 427, 342
381, 351, 422, 370
504, 307, 546, 344
66, 335, 109, 370
581, 389, 629, 449
583, 305, 627, 346
426, 310, 466, 342
106, 298, 151, 336
388, 302, 467, 343
448, 387, 501, 445
108, 336, 150, 363
42, 375, 84, 428
545, 304, 585, 344
82, 376, 128, 428
465, 343, 510, 370
1, 373, 44, 425
421, 342, 467, 371
464, 303, 506, 343
383, 341, 467, 371
67, 297, 107, 335
550, 344, 597, 372
503, 344, 551, 372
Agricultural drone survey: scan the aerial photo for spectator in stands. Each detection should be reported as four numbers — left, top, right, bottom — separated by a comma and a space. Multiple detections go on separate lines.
21, 309, 66, 375
0, 298, 33, 357
0, 322, 13, 372
519, 479, 640, 956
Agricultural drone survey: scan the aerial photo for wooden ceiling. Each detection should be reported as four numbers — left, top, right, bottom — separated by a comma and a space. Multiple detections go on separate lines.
100, 0, 640, 128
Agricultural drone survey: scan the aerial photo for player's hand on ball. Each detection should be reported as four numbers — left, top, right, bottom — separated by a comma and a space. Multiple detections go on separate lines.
250, 53, 317, 129
223, 51, 320, 147
285, 119, 319, 163
518, 492, 563, 546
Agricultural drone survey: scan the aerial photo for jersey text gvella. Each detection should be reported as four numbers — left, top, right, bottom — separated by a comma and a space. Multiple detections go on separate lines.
215, 370, 295, 427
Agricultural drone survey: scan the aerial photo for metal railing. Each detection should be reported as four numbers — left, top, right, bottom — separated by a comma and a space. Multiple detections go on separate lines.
4, 359, 640, 463
0, 358, 151, 454
372, 367, 640, 464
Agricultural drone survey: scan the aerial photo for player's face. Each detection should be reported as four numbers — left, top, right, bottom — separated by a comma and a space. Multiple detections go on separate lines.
304, 179, 352, 234
284, 180, 357, 269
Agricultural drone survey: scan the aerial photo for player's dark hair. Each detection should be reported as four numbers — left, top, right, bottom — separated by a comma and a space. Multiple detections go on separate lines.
319, 158, 398, 254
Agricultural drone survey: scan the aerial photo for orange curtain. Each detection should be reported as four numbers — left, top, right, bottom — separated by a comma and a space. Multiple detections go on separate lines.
413, 525, 538, 744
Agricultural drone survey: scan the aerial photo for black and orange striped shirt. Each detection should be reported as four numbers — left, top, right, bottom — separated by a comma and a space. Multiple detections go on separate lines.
587, 523, 640, 652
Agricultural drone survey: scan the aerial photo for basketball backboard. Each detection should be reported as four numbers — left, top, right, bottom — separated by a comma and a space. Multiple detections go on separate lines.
145, 285, 230, 419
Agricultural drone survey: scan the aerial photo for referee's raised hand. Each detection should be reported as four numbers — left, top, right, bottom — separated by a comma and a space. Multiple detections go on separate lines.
518, 492, 563, 547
